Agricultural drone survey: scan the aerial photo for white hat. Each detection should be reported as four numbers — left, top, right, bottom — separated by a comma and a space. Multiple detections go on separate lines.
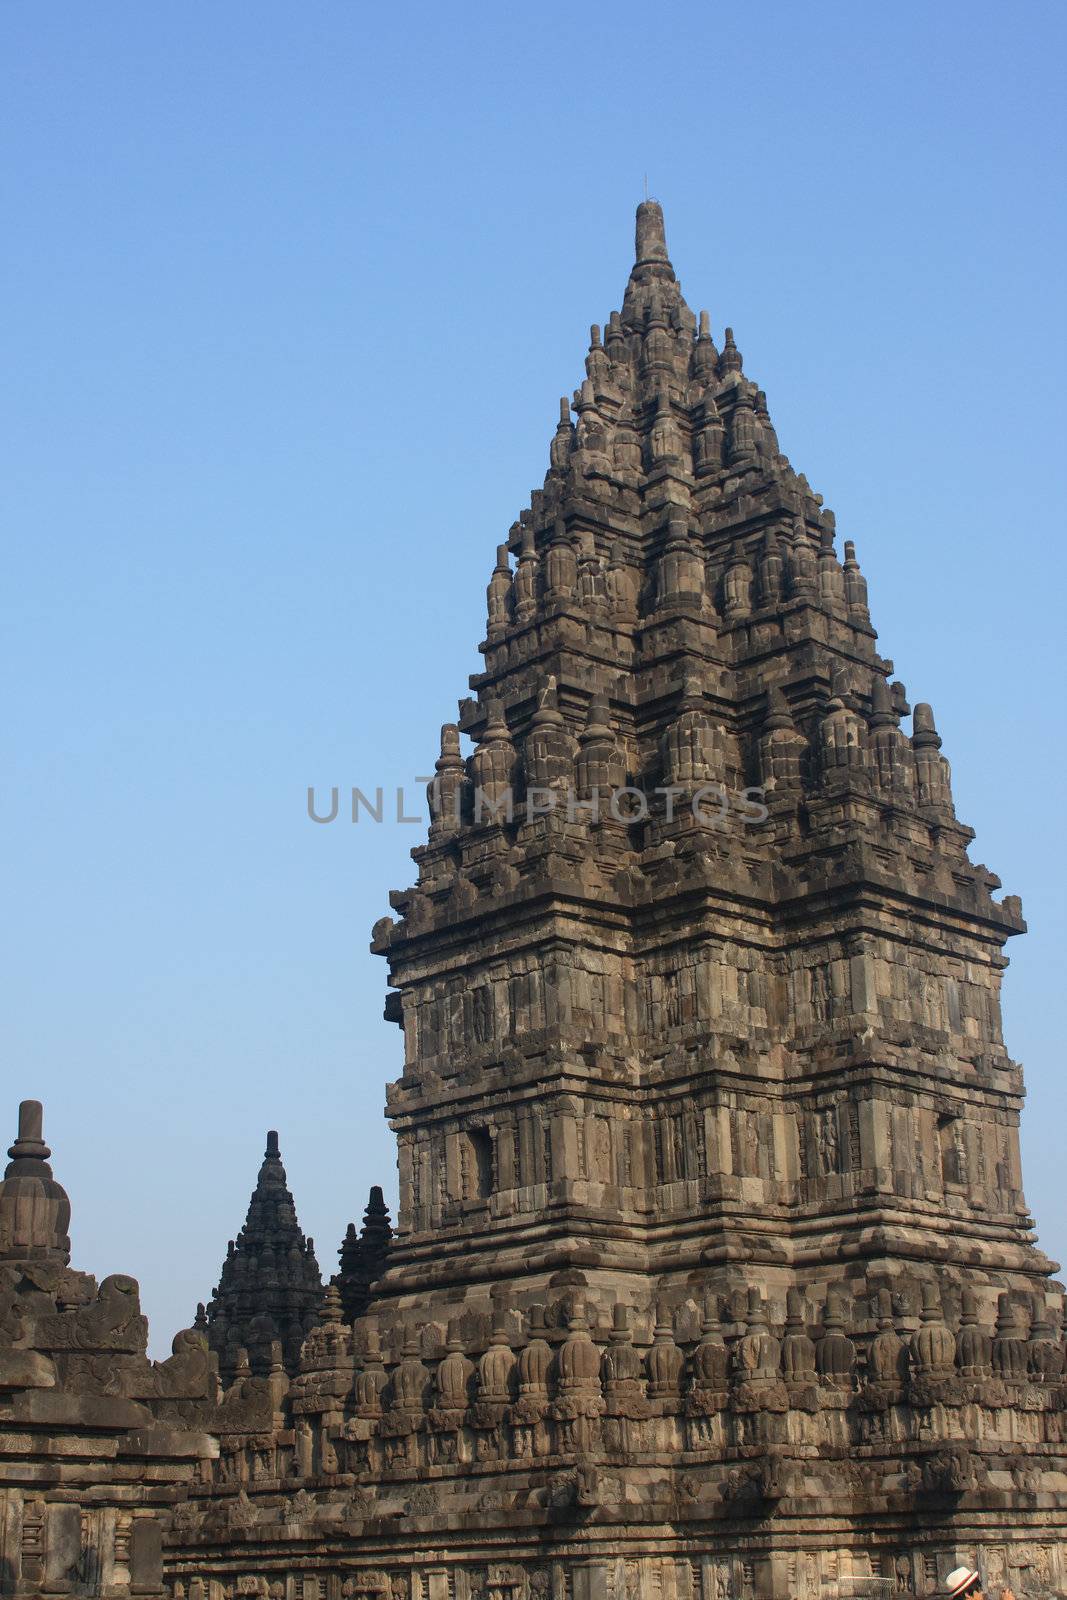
946, 1569, 980, 1598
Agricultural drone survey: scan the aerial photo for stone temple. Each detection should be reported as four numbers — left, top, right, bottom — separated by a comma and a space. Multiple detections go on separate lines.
1, 202, 1064, 1600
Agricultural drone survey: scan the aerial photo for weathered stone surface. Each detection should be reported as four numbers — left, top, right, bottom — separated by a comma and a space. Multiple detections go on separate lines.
2, 203, 1064, 1599
0, 1103, 216, 1599
165, 199, 1064, 1600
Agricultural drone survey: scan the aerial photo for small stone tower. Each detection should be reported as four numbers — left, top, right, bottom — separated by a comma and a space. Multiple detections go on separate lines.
333, 1185, 393, 1324
204, 1129, 323, 1381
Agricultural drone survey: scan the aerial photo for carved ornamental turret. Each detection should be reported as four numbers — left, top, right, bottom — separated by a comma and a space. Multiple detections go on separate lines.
0, 1100, 71, 1265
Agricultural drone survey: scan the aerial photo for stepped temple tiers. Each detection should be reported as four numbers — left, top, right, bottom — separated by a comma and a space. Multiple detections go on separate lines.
2, 202, 1064, 1600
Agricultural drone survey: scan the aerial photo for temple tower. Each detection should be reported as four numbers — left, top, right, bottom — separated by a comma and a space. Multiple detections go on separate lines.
167, 203, 1066, 1600
372, 200, 1050, 1332
204, 1129, 323, 1381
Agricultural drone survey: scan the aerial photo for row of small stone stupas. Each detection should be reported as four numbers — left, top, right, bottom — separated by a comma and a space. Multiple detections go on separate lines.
485, 512, 871, 643
200, 1280, 1064, 1483
249, 1279, 1067, 1450
424, 673, 954, 836
337, 1284, 1066, 1414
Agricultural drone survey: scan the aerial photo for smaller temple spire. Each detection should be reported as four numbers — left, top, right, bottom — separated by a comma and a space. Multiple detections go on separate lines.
634, 198, 669, 266
911, 702, 954, 811
623, 200, 685, 332
719, 326, 743, 376
691, 308, 718, 383
333, 1185, 393, 1324
428, 723, 467, 834
204, 1129, 323, 1384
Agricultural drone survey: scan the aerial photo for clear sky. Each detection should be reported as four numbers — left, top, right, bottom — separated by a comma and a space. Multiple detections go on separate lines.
2, 1, 1064, 1354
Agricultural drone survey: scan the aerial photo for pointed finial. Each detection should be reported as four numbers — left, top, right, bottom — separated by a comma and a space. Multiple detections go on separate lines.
719, 327, 743, 375
635, 199, 669, 266
581, 693, 613, 742
829, 665, 853, 703
786, 1287, 805, 1326
1, 1100, 71, 1264
869, 676, 896, 727
1031, 1293, 1052, 1335
996, 1291, 1018, 1333
912, 703, 942, 747
695, 1289, 717, 1335
764, 686, 794, 731
567, 1294, 589, 1331
532, 675, 564, 726
8, 1101, 49, 1164
481, 696, 512, 742
265, 1130, 280, 1158
402, 1325, 421, 1358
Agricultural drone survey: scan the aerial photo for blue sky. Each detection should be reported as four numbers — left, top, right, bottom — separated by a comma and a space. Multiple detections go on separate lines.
2, 1, 1064, 1352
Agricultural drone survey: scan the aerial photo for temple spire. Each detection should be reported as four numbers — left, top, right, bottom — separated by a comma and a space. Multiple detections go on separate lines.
333, 1185, 393, 1324
634, 198, 669, 266
623, 200, 682, 330
204, 1129, 323, 1383
381, 199, 1037, 1353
